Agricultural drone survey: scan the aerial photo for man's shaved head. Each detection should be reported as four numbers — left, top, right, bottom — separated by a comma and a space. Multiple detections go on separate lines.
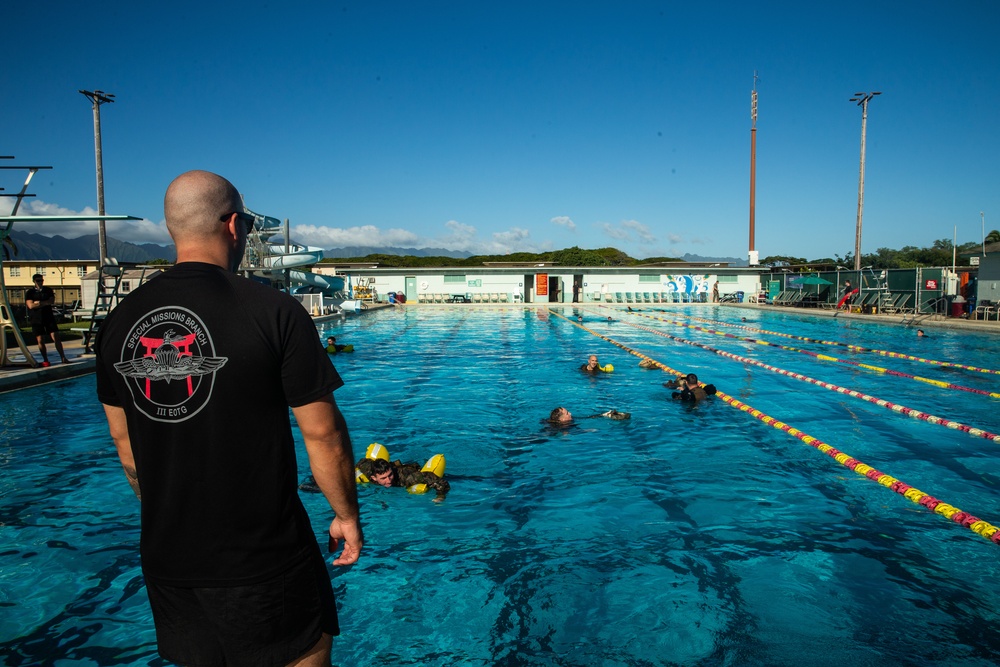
164, 170, 243, 242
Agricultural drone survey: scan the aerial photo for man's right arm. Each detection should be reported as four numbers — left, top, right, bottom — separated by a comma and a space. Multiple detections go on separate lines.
293, 395, 363, 566
103, 404, 141, 500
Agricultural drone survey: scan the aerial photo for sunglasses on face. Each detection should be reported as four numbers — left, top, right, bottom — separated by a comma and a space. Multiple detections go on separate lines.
220, 211, 255, 233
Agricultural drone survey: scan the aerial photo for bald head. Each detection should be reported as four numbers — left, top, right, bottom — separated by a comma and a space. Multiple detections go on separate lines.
164, 170, 248, 268
164, 170, 243, 242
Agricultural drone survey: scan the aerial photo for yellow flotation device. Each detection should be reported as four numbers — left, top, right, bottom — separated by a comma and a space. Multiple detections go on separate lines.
601, 364, 614, 373
355, 442, 390, 483
407, 454, 446, 494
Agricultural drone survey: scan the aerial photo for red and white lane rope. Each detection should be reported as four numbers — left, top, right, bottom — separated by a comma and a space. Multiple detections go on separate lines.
627, 310, 1000, 400
675, 310, 1000, 376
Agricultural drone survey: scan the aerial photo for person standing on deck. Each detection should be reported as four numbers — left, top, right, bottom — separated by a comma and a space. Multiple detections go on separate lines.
25, 273, 69, 365
96, 170, 363, 666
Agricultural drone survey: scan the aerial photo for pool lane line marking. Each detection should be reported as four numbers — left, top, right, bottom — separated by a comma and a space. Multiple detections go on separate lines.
617, 308, 1000, 400
668, 309, 1000, 377
609, 310, 1000, 444
552, 309, 1000, 546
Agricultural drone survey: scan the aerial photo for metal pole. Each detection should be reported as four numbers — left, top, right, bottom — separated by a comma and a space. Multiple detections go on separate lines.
982, 211, 986, 256
79, 90, 115, 268
749, 75, 758, 261
850, 92, 880, 271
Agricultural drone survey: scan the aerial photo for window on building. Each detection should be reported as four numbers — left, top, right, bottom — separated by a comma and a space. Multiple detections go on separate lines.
120, 281, 131, 293
639, 275, 660, 282
443, 275, 466, 283
77, 266, 87, 277
719, 275, 739, 283
35, 267, 46, 276
10, 266, 20, 277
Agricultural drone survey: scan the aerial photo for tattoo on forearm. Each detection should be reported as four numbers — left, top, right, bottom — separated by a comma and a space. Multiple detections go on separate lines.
124, 465, 141, 500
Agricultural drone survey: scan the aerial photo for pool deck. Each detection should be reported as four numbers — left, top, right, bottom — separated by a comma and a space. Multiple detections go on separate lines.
726, 301, 1000, 333
1, 301, 993, 394
0, 336, 96, 394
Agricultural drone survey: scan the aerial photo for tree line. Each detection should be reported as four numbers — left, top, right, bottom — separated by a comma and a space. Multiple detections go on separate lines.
318, 234, 1000, 270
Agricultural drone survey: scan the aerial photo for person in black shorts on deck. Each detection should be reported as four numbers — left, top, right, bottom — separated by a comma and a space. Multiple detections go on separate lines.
25, 273, 69, 366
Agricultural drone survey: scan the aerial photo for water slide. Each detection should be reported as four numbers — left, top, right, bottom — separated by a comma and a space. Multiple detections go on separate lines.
244, 211, 349, 301
264, 244, 324, 269
288, 269, 345, 294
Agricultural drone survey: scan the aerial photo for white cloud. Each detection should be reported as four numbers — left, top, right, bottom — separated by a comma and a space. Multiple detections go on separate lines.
291, 219, 543, 256
599, 222, 630, 241
598, 219, 658, 246
290, 224, 420, 248
620, 219, 655, 244
440, 220, 477, 247
551, 215, 577, 231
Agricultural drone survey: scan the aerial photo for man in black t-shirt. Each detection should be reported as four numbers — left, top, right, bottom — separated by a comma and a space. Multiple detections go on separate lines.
25, 273, 69, 365
96, 170, 363, 666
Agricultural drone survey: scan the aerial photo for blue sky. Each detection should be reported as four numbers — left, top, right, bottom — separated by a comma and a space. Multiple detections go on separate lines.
3, 1, 998, 261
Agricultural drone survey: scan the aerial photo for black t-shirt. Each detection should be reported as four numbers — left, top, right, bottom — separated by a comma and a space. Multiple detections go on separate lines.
25, 285, 55, 323
96, 262, 343, 586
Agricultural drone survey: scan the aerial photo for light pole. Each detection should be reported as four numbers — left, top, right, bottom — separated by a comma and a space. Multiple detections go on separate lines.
849, 91, 880, 271
79, 89, 115, 268
748, 72, 758, 265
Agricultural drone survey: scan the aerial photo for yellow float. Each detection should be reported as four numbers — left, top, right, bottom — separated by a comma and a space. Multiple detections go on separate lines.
355, 442, 389, 483
407, 454, 446, 494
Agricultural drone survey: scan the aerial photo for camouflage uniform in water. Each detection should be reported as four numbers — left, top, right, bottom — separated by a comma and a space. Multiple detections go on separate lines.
356, 458, 451, 500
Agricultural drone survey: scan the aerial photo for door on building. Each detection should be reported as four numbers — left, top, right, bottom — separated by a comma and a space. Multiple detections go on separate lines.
548, 276, 562, 303
572, 274, 583, 303
405, 277, 416, 303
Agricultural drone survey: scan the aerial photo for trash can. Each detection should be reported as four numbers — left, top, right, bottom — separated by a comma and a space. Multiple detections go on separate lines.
736, 291, 745, 303
387, 292, 396, 304
951, 295, 966, 318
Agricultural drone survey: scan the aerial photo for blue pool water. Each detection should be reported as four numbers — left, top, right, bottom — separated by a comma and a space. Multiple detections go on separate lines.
3, 305, 1000, 665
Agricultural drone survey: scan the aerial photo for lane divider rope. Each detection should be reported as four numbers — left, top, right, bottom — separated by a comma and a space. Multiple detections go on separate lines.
552, 308, 1000, 545
621, 309, 1000, 400
673, 309, 1000, 376
616, 309, 1000, 443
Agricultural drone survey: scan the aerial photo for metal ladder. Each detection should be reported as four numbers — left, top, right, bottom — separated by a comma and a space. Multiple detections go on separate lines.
81, 260, 125, 353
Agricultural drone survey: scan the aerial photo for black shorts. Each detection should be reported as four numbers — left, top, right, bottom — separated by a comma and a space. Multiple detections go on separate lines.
146, 548, 339, 667
29, 312, 58, 337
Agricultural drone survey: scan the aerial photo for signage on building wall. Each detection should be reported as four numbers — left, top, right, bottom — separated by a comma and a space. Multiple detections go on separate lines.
925, 279, 938, 290
536, 274, 548, 296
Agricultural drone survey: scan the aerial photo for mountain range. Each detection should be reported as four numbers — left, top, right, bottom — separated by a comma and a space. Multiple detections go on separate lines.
4, 230, 745, 266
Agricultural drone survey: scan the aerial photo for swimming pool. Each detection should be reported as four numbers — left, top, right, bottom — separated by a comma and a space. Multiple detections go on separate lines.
3, 305, 1000, 665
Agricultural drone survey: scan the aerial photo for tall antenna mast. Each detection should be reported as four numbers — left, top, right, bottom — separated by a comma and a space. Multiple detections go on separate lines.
748, 72, 759, 266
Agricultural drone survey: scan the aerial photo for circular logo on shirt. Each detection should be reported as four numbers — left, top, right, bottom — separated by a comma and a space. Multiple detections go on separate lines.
112, 306, 227, 423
